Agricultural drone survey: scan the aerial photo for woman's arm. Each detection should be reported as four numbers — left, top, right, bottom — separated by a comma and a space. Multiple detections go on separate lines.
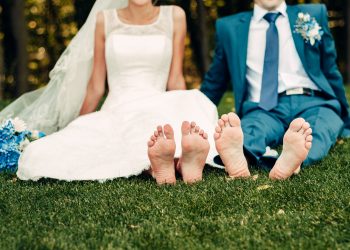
166, 6, 187, 91
79, 11, 107, 115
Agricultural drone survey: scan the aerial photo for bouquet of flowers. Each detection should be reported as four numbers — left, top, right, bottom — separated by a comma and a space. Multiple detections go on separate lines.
294, 12, 324, 46
0, 118, 45, 173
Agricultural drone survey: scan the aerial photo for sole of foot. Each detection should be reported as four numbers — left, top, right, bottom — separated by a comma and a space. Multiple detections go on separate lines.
147, 124, 176, 185
269, 118, 313, 180
178, 121, 210, 184
214, 112, 250, 178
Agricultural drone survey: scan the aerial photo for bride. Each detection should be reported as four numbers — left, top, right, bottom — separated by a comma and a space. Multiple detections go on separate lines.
0, 0, 221, 184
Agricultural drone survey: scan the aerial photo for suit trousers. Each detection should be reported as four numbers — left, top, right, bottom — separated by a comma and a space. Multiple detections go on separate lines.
214, 95, 344, 170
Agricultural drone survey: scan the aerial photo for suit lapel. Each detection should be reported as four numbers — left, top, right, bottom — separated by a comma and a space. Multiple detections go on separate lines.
287, 5, 307, 70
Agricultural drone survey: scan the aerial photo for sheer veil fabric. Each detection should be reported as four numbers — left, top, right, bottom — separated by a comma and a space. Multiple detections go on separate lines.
0, 0, 129, 134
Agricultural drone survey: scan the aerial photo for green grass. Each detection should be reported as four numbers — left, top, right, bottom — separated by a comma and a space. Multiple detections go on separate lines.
1, 88, 350, 249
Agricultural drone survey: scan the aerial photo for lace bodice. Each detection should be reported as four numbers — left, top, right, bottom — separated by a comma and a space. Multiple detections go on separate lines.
102, 6, 174, 99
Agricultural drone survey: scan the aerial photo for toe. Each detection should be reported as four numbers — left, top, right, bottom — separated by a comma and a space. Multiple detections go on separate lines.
214, 132, 221, 140
303, 122, 311, 130
151, 135, 157, 141
221, 114, 229, 127
299, 122, 310, 134
148, 140, 155, 147
228, 112, 241, 127
199, 129, 204, 136
154, 130, 159, 137
181, 121, 191, 135
190, 122, 196, 133
305, 141, 312, 150
289, 118, 305, 132
304, 128, 313, 137
157, 126, 164, 137
164, 124, 174, 140
218, 119, 225, 128
215, 126, 222, 133
203, 133, 208, 139
306, 135, 313, 142
195, 126, 200, 133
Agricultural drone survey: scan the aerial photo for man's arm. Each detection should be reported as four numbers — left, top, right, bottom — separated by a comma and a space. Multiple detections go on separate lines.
200, 20, 230, 105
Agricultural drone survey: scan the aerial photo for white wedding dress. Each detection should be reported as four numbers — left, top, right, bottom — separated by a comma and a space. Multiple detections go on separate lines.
17, 6, 220, 181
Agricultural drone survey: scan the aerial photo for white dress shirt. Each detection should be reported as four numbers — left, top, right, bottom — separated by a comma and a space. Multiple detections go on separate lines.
246, 2, 319, 102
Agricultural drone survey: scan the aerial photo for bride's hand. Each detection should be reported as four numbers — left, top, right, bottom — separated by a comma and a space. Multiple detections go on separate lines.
80, 11, 107, 115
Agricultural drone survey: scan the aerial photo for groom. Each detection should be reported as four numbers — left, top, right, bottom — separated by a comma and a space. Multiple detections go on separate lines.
201, 0, 350, 179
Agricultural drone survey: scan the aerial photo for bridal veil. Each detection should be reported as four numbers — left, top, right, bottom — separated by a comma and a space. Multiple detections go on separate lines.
0, 0, 128, 134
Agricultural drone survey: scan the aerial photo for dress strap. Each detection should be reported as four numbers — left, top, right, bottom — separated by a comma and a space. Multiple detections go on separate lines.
102, 9, 118, 38
158, 6, 174, 39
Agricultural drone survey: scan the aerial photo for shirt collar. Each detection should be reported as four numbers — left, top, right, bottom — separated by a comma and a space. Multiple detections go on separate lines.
253, 1, 287, 21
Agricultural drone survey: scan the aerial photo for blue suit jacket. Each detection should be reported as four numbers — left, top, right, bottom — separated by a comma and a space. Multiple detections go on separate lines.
200, 4, 350, 137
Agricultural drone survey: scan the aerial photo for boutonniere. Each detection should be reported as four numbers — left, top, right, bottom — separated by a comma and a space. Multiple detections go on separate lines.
294, 12, 324, 46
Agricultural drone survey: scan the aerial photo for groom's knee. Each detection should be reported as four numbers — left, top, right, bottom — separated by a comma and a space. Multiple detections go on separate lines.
303, 134, 334, 166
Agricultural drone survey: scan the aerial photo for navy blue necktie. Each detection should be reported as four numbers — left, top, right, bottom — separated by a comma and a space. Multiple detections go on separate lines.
259, 12, 281, 111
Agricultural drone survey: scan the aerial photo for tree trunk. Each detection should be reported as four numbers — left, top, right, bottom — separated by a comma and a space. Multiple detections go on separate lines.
347, 0, 350, 84
196, 0, 210, 74
45, 0, 64, 71
180, 0, 210, 77
218, 0, 235, 17
11, 0, 29, 96
0, 37, 3, 100
74, 0, 96, 28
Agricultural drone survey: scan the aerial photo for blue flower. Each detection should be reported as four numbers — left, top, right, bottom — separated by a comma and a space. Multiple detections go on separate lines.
0, 119, 46, 173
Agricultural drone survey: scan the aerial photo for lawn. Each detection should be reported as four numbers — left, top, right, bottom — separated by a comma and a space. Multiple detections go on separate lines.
1, 89, 350, 249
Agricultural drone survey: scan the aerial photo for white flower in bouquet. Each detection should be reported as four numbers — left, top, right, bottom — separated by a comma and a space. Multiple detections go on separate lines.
19, 138, 31, 151
31, 130, 40, 140
11, 117, 27, 133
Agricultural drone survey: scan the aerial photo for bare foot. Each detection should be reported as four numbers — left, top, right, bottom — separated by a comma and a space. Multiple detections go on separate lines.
178, 121, 210, 184
214, 113, 250, 178
147, 125, 176, 185
269, 118, 313, 180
